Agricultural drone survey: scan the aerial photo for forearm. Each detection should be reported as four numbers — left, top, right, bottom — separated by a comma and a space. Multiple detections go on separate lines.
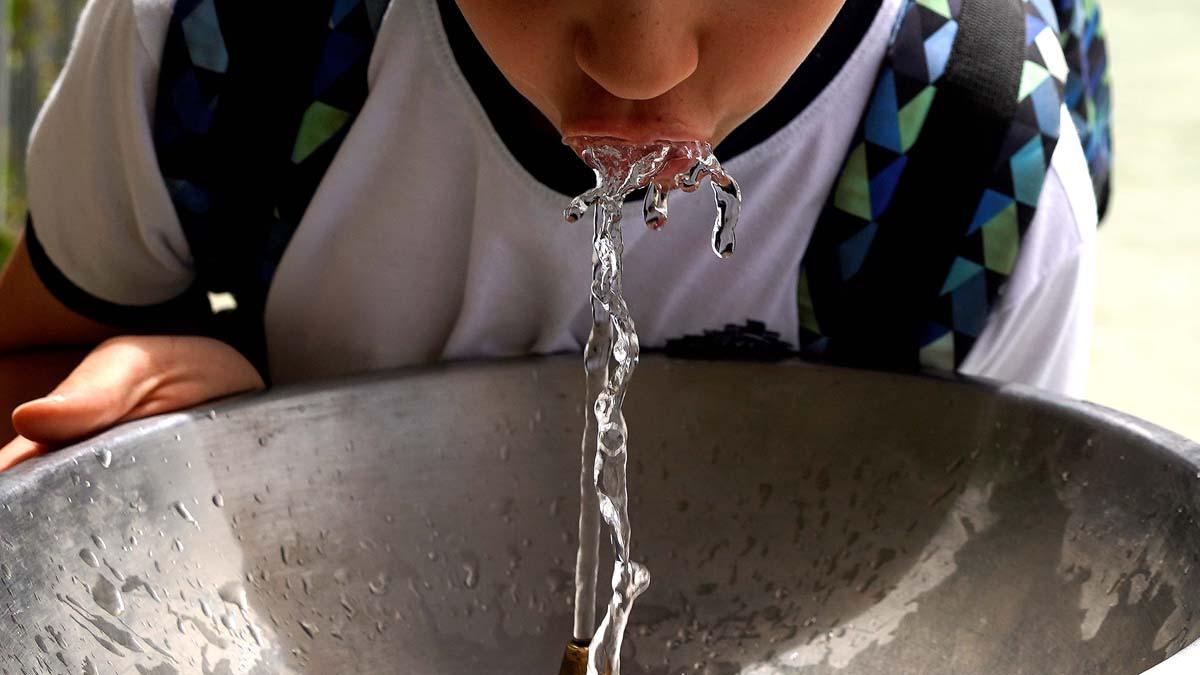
0, 347, 90, 444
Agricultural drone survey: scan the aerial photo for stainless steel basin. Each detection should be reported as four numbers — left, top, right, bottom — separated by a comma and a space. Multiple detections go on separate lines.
1, 356, 1198, 674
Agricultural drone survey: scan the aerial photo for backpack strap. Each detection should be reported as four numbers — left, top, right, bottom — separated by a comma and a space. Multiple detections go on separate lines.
798, 0, 1067, 372
153, 0, 391, 379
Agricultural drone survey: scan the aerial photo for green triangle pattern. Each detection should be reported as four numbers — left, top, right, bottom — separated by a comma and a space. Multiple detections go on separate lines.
941, 257, 984, 295
899, 86, 936, 152
982, 203, 1020, 274
292, 102, 352, 164
798, 0, 1071, 373
917, 0, 952, 19
1018, 61, 1050, 101
919, 330, 956, 371
833, 143, 872, 221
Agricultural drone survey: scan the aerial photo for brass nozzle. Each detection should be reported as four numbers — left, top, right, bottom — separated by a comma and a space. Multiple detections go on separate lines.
558, 639, 590, 675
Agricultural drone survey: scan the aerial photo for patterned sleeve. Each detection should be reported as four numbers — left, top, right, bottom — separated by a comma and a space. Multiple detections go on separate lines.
24, 0, 192, 315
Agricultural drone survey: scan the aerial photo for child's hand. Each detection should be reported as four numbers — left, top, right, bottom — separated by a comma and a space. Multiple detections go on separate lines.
0, 335, 264, 471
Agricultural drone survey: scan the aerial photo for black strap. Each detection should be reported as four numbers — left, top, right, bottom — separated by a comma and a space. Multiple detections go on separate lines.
827, 0, 1026, 369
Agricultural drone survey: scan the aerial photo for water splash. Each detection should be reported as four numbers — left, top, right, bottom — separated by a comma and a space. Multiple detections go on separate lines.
564, 136, 742, 675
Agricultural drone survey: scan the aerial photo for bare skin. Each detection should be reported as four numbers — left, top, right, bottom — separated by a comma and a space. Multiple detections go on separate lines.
1, 1, 846, 470
0, 233, 263, 471
454, 0, 847, 144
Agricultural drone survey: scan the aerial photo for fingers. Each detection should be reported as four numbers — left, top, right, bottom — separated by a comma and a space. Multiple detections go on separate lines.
0, 435, 49, 473
12, 336, 265, 447
13, 339, 156, 445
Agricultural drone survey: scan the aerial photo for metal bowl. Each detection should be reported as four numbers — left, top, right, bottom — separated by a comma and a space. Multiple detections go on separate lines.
1, 356, 1198, 674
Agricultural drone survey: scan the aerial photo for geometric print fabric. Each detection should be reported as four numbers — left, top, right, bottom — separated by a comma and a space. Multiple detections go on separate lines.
798, 0, 1089, 373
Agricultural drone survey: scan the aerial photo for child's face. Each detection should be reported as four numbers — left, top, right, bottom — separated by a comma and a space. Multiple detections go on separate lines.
454, 0, 848, 145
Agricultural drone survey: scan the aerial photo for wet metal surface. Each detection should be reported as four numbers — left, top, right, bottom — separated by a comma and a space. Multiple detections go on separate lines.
1, 356, 1198, 674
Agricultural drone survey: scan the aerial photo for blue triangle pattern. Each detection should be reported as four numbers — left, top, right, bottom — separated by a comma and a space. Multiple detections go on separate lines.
1031, 0, 1061, 32
950, 270, 989, 338
181, 0, 228, 74
331, 0, 359, 28
870, 155, 908, 218
1030, 77, 1062, 139
919, 321, 950, 347
1025, 13, 1046, 45
797, 0, 1086, 372
165, 178, 213, 215
313, 31, 370, 97
924, 21, 958, 82
940, 257, 983, 295
838, 222, 879, 281
1011, 136, 1047, 206
864, 70, 902, 153
967, 189, 1013, 235
170, 69, 217, 134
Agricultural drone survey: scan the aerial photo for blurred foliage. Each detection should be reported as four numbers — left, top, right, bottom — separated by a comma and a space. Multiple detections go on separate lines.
0, 0, 86, 266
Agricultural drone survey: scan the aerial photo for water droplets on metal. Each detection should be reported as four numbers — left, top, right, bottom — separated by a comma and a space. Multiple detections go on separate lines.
368, 572, 390, 596
462, 561, 480, 589
91, 575, 125, 616
172, 501, 200, 530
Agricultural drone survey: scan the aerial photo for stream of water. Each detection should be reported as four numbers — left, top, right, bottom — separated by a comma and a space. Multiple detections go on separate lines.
564, 136, 743, 675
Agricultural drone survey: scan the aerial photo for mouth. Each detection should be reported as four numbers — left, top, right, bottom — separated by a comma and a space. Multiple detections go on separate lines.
560, 118, 710, 146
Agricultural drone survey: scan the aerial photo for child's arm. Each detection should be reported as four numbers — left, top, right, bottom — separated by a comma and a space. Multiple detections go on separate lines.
0, 233, 264, 471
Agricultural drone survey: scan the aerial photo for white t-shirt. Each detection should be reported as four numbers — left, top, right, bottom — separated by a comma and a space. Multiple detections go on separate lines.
25, 0, 1098, 395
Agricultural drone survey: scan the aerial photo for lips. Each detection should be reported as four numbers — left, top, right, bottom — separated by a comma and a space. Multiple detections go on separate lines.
560, 115, 711, 146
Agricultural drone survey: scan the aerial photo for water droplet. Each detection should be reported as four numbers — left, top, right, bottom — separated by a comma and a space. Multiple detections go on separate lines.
79, 549, 100, 568
218, 582, 249, 612
709, 175, 742, 258
462, 562, 479, 589
299, 620, 319, 638
643, 181, 670, 229
212, 493, 225, 508
91, 575, 125, 616
248, 622, 266, 647
173, 538, 184, 553
91, 534, 106, 551
172, 502, 200, 529
368, 573, 390, 596
96, 449, 112, 468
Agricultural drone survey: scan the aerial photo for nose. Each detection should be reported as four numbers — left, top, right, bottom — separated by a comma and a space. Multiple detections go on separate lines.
574, 5, 700, 101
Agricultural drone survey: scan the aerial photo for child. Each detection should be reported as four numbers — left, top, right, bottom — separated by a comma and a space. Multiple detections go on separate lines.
0, 0, 1106, 470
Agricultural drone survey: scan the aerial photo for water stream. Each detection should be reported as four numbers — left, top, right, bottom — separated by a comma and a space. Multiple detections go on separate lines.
564, 136, 742, 675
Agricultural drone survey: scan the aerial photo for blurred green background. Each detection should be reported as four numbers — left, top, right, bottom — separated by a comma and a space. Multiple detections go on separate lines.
0, 0, 84, 262
0, 0, 1196, 440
